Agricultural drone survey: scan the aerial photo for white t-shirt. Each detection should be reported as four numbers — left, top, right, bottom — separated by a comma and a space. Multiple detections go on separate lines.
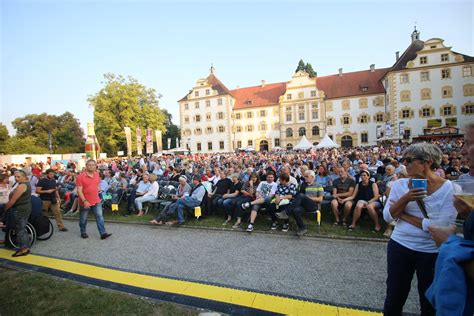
256, 181, 278, 198
383, 178, 457, 253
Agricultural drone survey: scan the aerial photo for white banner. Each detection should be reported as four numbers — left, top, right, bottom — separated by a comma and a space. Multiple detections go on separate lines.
146, 128, 153, 154
124, 127, 132, 157
155, 130, 162, 152
399, 121, 405, 137
136, 128, 142, 156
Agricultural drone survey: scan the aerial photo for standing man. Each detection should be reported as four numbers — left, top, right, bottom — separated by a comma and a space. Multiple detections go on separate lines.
36, 169, 68, 232
76, 160, 112, 239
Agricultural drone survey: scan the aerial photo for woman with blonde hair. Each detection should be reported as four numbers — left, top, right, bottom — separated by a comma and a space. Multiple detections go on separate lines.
135, 174, 159, 216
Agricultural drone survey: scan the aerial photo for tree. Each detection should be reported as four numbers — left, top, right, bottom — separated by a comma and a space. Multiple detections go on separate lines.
295, 59, 306, 73
161, 110, 180, 150
305, 63, 317, 78
9, 112, 84, 154
89, 73, 167, 155
0, 123, 10, 154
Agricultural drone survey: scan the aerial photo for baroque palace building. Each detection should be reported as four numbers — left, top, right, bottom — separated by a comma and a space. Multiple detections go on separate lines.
179, 29, 474, 153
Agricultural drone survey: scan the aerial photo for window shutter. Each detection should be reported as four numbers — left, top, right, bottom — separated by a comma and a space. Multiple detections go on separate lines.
462, 106, 466, 114
410, 110, 414, 117
431, 108, 435, 116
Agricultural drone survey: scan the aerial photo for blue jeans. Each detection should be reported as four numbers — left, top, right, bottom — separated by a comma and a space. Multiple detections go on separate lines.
176, 198, 201, 223
222, 197, 239, 217
80, 203, 107, 236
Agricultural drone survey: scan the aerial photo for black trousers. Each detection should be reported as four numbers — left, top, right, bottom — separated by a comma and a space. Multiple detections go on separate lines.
384, 239, 437, 316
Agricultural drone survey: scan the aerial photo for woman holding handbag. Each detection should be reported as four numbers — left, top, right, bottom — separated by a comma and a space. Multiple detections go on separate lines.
382, 143, 457, 315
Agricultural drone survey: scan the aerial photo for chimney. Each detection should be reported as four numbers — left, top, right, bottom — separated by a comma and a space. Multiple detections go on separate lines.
395, 51, 400, 61
338, 68, 343, 76
370, 64, 375, 72
261, 80, 266, 87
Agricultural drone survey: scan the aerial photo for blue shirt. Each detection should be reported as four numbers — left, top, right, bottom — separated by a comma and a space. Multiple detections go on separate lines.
136, 181, 151, 194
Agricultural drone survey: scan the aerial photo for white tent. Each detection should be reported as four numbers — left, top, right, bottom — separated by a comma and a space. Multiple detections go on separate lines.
294, 135, 314, 150
315, 135, 340, 149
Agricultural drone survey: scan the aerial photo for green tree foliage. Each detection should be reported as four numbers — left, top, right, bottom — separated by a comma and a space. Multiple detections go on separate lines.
0, 123, 10, 154
7, 112, 84, 154
295, 59, 317, 78
89, 73, 166, 155
161, 110, 180, 150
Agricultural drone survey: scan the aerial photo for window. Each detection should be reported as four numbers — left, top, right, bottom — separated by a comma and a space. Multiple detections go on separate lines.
298, 105, 304, 111
236, 113, 241, 119
312, 126, 319, 136
286, 114, 292, 121
442, 86, 453, 98
463, 66, 472, 77
420, 56, 427, 64
361, 133, 368, 143
327, 118, 334, 126
326, 101, 333, 111
402, 110, 410, 118
248, 140, 253, 147
375, 113, 384, 122
441, 69, 451, 79
184, 103, 189, 110
206, 89, 210, 95
246, 112, 253, 119
218, 98, 223, 105
359, 114, 368, 123
206, 113, 211, 121
441, 54, 449, 62
247, 125, 254, 132
195, 128, 202, 135
219, 141, 224, 150
403, 129, 411, 140
312, 111, 318, 120
260, 110, 266, 117
194, 91, 199, 97
420, 71, 430, 82
236, 141, 242, 148
217, 126, 224, 133
400, 90, 411, 102
286, 94, 292, 100
343, 116, 350, 125
275, 138, 280, 147
208, 142, 213, 150
463, 103, 474, 114
217, 112, 224, 119
286, 106, 291, 111
422, 108, 431, 117
197, 142, 202, 151
299, 112, 305, 120
311, 90, 316, 97
421, 88, 431, 100
373, 96, 383, 106
184, 116, 189, 124
286, 143, 293, 150
286, 128, 293, 137
206, 127, 213, 134
195, 115, 201, 122
298, 92, 304, 99
259, 122, 267, 131
443, 106, 452, 116
195, 102, 200, 109
206, 100, 211, 107
359, 98, 368, 108
463, 84, 474, 96
236, 126, 242, 133
299, 127, 306, 136
342, 100, 350, 110
400, 74, 409, 84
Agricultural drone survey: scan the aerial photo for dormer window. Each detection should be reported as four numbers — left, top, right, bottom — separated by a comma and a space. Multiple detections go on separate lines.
430, 45, 436, 49
245, 99, 253, 105
441, 54, 449, 62
194, 91, 199, 97
420, 56, 428, 64
361, 86, 368, 92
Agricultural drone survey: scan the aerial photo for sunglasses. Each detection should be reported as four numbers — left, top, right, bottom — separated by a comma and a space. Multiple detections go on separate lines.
402, 157, 425, 164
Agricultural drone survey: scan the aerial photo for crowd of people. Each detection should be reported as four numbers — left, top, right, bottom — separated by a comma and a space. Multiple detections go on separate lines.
0, 128, 473, 314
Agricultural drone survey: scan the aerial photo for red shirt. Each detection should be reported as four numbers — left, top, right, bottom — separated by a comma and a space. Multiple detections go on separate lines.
76, 171, 101, 206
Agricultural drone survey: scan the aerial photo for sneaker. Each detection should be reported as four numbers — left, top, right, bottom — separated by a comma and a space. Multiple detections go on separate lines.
282, 223, 289, 232
246, 224, 254, 232
275, 210, 289, 220
100, 233, 112, 240
222, 219, 231, 226
59, 227, 69, 232
241, 202, 251, 209
271, 222, 278, 231
81, 233, 89, 239
232, 223, 241, 229
296, 227, 308, 236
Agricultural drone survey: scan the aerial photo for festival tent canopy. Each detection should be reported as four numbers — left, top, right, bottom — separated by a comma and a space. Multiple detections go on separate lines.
315, 135, 340, 149
294, 135, 314, 150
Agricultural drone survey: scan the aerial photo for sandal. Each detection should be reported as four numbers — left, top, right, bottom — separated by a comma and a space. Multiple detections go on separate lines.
342, 222, 347, 227
372, 227, 382, 233
12, 248, 30, 257
149, 220, 163, 225
333, 222, 340, 226
348, 225, 356, 231
165, 220, 178, 226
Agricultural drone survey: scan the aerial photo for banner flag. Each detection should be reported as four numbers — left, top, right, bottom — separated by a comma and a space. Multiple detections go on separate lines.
136, 128, 142, 156
155, 130, 162, 152
146, 128, 153, 154
124, 127, 132, 156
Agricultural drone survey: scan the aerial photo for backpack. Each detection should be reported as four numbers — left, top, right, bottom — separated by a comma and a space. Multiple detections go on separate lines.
29, 214, 51, 236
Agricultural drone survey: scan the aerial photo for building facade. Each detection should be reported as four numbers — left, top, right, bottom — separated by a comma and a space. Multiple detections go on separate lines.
178, 30, 473, 153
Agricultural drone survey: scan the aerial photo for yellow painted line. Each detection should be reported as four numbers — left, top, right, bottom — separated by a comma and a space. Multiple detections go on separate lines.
0, 249, 381, 315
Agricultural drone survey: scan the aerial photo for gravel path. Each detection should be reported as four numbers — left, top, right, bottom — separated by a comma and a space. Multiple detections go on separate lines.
31, 219, 420, 313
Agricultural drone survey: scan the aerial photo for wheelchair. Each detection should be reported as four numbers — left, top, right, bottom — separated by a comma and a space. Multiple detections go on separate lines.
5, 214, 54, 249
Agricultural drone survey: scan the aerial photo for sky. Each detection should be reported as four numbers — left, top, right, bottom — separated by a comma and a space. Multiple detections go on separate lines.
1, 0, 472, 135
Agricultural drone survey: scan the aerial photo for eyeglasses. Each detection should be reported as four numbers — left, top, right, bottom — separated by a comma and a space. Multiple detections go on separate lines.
402, 156, 425, 164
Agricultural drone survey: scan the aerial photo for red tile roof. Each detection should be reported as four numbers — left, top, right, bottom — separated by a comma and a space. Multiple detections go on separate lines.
178, 74, 233, 102
230, 82, 287, 110
316, 68, 389, 99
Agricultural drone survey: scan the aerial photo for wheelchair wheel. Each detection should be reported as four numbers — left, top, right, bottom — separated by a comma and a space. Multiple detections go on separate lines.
8, 222, 37, 249
36, 220, 54, 240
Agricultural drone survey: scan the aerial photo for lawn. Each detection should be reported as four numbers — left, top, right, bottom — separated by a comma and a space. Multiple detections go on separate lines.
0, 266, 197, 316
82, 202, 389, 240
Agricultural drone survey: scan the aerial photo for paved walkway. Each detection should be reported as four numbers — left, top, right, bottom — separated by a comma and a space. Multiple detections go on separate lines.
2, 220, 420, 314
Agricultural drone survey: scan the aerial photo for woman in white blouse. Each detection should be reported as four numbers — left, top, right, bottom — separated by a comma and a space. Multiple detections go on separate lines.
135, 174, 159, 216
